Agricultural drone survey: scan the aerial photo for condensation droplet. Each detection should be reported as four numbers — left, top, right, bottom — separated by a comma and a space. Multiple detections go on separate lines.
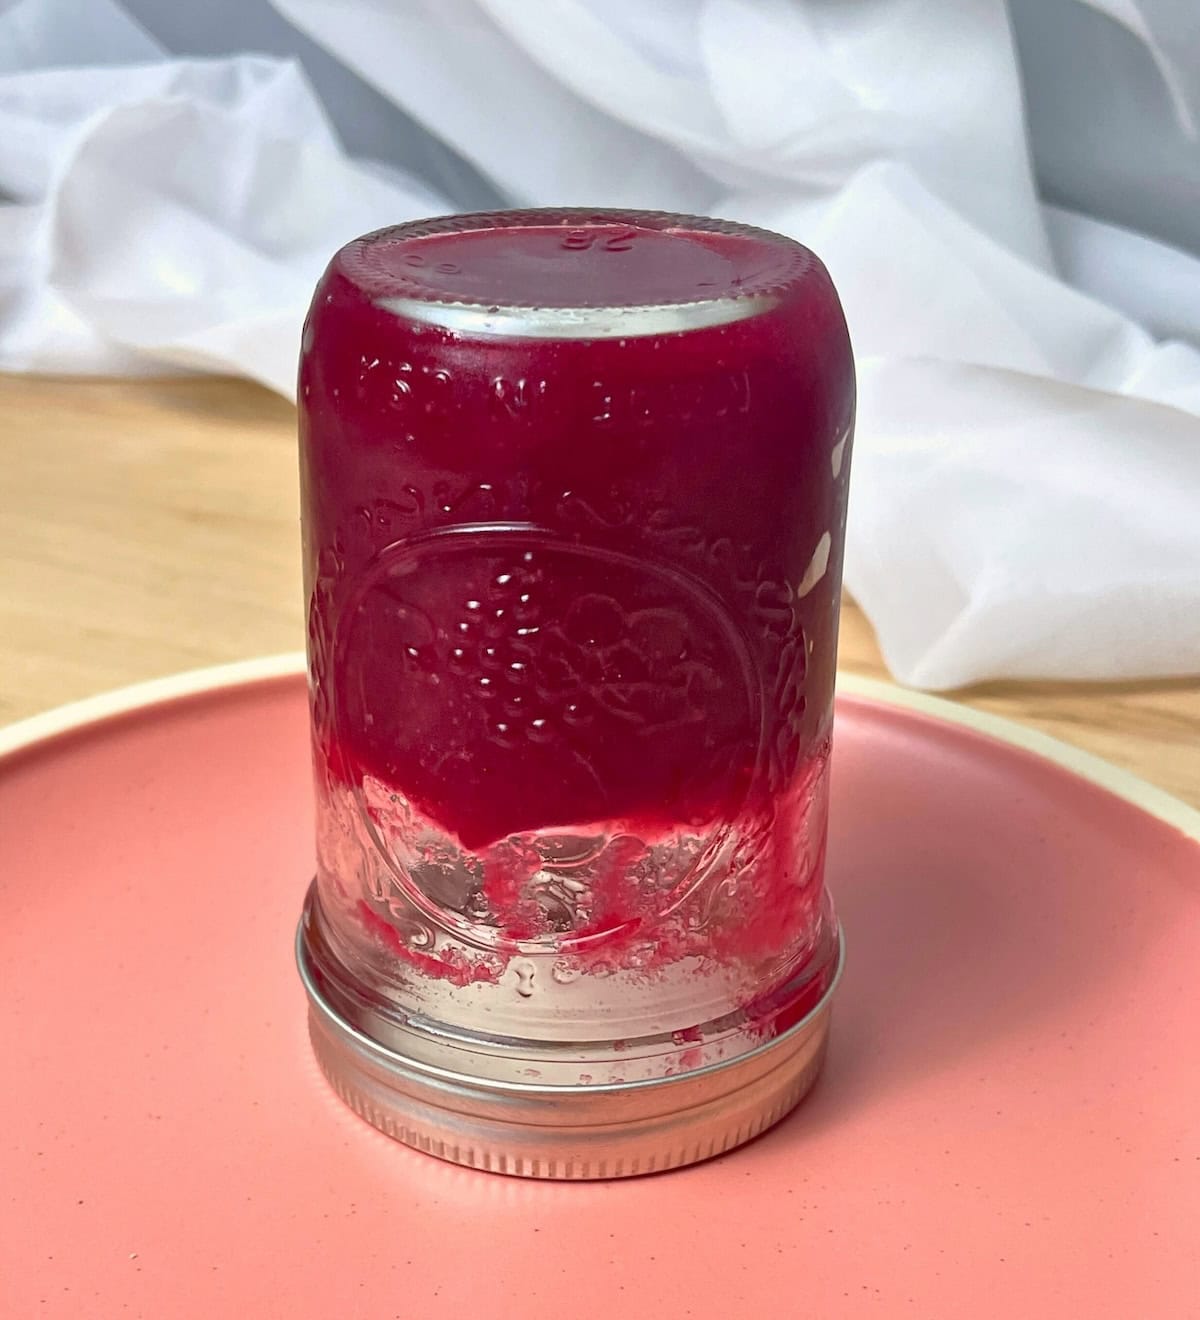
513, 959, 536, 997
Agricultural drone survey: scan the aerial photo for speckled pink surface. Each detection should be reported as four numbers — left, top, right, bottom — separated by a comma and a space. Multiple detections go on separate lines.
2, 673, 1197, 1318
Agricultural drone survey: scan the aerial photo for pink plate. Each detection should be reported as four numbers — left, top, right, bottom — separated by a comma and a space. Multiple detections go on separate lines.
2, 659, 1198, 1318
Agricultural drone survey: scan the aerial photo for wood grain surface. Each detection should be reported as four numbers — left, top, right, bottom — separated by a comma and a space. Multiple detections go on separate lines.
3, 372, 1198, 807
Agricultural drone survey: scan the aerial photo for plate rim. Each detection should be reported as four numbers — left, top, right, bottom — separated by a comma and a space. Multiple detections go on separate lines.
1, 653, 1197, 843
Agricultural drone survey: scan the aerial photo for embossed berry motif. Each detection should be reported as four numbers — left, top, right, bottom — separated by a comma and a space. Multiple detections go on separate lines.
307, 475, 832, 973
541, 484, 816, 795
327, 526, 761, 947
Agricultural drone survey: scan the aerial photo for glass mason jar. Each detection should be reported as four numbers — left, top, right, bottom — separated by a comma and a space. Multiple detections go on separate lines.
297, 210, 854, 1177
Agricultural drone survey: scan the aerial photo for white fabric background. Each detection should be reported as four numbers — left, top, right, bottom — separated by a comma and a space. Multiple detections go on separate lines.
2, 0, 1198, 689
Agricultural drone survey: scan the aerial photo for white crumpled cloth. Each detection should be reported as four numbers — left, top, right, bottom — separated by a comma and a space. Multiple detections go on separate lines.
2, 0, 1199, 689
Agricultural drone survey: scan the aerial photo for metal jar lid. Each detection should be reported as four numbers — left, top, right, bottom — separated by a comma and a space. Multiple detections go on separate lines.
297, 917, 844, 1181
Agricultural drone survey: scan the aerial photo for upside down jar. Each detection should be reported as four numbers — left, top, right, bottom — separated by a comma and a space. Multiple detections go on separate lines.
296, 209, 855, 1178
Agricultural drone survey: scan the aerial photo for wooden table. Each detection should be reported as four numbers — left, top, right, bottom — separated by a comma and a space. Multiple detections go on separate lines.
3, 372, 1198, 807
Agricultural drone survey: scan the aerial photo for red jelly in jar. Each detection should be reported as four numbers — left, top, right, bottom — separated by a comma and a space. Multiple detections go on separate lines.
297, 210, 854, 1174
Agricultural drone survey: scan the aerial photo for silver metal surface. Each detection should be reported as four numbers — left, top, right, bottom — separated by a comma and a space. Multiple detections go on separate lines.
297, 921, 844, 1180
